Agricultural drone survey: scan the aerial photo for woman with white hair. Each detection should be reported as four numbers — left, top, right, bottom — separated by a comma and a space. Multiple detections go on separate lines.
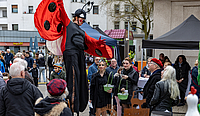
150, 66, 180, 114
38, 54, 46, 82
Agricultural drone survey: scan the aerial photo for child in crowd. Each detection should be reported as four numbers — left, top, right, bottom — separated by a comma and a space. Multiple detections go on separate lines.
50, 63, 66, 81
34, 79, 72, 116
29, 63, 39, 87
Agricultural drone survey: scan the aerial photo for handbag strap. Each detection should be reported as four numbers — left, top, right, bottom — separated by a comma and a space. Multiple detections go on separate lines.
118, 78, 128, 93
107, 71, 113, 84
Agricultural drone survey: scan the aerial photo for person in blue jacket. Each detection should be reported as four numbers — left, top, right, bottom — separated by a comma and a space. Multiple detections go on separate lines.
88, 57, 101, 82
191, 60, 200, 97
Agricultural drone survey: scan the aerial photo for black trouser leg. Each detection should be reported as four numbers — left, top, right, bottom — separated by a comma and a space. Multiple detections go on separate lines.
180, 90, 185, 103
34, 77, 38, 87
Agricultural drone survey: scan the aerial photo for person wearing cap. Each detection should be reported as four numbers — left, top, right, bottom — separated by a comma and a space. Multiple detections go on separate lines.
34, 79, 72, 116
142, 58, 163, 109
50, 63, 66, 81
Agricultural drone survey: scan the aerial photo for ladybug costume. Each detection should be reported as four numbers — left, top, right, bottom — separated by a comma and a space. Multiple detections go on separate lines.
34, 0, 113, 114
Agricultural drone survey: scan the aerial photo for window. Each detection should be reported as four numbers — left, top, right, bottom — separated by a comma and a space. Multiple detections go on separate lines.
72, 0, 77, 2
93, 25, 99, 29
88, 22, 90, 25
142, 24, 144, 32
132, 5, 137, 13
115, 4, 120, 14
12, 24, 18, 31
114, 21, 120, 29
93, 6, 99, 14
132, 22, 137, 32
125, 22, 128, 30
29, 6, 33, 13
2, 10, 7, 17
12, 5, 18, 13
2, 27, 8, 30
125, 5, 130, 13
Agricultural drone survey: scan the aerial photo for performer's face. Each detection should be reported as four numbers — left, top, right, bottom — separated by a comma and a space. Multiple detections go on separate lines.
77, 17, 85, 26
123, 60, 131, 70
98, 62, 106, 71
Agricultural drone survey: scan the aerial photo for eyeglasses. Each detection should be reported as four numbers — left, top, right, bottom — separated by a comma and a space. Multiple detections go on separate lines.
99, 64, 104, 66
95, 59, 100, 61
149, 62, 156, 65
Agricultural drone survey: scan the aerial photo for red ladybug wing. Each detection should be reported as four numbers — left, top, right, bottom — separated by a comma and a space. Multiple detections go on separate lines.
34, 0, 70, 41
84, 33, 113, 58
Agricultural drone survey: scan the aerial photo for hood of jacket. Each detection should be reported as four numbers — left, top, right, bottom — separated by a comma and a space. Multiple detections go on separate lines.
7, 78, 31, 95
34, 97, 67, 116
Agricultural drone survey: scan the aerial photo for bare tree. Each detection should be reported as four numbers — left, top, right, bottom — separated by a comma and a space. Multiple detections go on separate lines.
101, 0, 153, 40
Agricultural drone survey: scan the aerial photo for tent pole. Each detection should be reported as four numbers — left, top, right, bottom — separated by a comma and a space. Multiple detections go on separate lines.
141, 48, 143, 72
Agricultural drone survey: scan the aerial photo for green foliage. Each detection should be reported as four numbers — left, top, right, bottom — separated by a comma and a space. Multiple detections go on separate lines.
129, 50, 135, 59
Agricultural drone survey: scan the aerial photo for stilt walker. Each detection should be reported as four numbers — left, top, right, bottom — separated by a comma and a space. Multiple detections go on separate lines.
34, 0, 113, 115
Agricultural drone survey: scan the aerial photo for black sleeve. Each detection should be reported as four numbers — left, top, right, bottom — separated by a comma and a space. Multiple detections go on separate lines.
90, 75, 96, 101
33, 86, 43, 102
0, 88, 5, 116
72, 34, 85, 50
127, 71, 139, 85
150, 83, 160, 106
112, 76, 119, 94
146, 77, 160, 104
141, 67, 146, 77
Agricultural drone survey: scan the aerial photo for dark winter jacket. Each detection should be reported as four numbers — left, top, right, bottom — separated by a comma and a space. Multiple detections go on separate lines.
174, 62, 190, 92
50, 70, 66, 81
112, 73, 122, 96
38, 57, 45, 67
34, 97, 72, 116
0, 78, 43, 116
191, 66, 200, 96
5, 53, 13, 64
47, 56, 54, 67
106, 65, 119, 75
25, 56, 34, 68
29, 67, 38, 78
120, 67, 139, 104
143, 69, 161, 107
141, 66, 151, 77
0, 74, 6, 91
90, 71, 111, 114
150, 81, 179, 111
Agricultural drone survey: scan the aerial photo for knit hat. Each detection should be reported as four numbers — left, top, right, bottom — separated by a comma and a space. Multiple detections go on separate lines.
151, 58, 163, 68
47, 79, 67, 96
53, 63, 62, 69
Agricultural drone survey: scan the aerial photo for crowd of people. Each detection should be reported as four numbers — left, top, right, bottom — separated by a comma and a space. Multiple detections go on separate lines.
0, 50, 199, 115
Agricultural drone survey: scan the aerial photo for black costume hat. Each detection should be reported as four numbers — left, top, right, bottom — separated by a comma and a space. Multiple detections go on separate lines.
74, 9, 86, 19
73, 1, 94, 19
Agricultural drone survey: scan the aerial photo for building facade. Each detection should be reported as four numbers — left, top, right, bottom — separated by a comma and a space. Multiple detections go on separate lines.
0, 0, 107, 52
154, 0, 200, 66
106, 0, 154, 60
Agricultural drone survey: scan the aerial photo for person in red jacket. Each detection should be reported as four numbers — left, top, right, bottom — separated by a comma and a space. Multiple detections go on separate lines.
34, 0, 113, 115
